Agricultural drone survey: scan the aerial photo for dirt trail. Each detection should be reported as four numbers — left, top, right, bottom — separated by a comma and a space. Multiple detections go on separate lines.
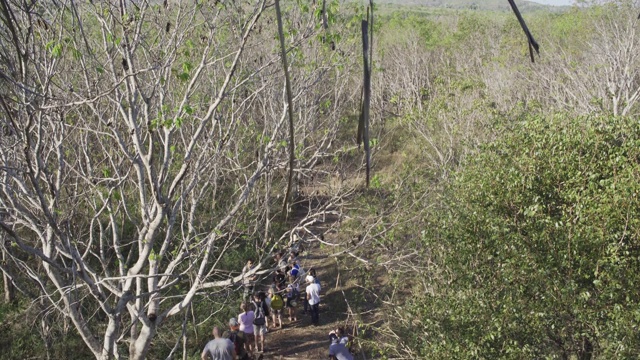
258, 239, 352, 360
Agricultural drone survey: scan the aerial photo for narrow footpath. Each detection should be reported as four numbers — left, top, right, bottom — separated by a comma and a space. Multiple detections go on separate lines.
259, 237, 353, 360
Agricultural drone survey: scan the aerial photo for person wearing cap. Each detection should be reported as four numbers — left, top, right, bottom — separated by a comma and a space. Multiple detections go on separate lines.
305, 274, 321, 326
225, 318, 249, 360
201, 326, 236, 360
303, 268, 320, 315
328, 332, 353, 360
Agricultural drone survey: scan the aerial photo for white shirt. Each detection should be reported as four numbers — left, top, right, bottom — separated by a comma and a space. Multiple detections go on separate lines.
306, 282, 321, 305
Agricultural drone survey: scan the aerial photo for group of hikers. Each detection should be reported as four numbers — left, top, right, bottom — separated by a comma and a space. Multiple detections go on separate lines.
202, 241, 353, 360
201, 323, 353, 360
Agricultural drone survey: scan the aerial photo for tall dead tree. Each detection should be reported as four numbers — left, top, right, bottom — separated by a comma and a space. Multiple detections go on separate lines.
275, 0, 296, 217
359, 4, 373, 187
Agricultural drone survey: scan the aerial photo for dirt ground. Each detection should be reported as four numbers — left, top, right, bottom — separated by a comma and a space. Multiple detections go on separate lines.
254, 240, 358, 360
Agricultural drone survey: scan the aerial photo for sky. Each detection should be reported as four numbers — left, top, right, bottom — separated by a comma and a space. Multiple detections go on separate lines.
528, 0, 575, 5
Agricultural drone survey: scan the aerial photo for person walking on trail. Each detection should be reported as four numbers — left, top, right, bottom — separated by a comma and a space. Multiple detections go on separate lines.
287, 250, 299, 265
224, 318, 250, 360
201, 326, 236, 360
275, 251, 289, 273
305, 274, 321, 326
241, 259, 257, 300
266, 286, 283, 329
328, 332, 353, 360
285, 283, 299, 322
273, 268, 286, 291
303, 268, 319, 314
288, 260, 302, 280
237, 302, 255, 357
308, 268, 319, 283
252, 292, 270, 353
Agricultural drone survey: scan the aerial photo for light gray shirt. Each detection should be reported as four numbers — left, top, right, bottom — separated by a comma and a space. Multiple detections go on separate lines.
202, 338, 234, 360
329, 342, 353, 360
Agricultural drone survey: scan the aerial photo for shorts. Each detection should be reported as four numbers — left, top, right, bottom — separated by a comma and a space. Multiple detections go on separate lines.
253, 323, 267, 335
243, 331, 255, 344
286, 297, 297, 308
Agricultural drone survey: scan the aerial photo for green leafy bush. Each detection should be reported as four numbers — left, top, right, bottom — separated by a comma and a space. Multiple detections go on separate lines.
409, 115, 640, 358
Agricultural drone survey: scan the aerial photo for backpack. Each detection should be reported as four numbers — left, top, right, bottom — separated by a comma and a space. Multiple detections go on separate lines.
253, 301, 269, 325
289, 264, 300, 278
228, 330, 246, 357
270, 293, 284, 310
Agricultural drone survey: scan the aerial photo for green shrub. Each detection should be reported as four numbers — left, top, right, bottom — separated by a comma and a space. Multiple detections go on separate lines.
408, 114, 640, 358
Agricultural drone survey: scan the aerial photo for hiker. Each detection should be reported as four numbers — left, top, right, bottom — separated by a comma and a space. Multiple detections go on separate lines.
252, 292, 270, 353
274, 251, 289, 273
305, 274, 321, 326
285, 282, 299, 322
237, 302, 255, 357
273, 269, 286, 291
288, 260, 301, 280
201, 326, 236, 360
328, 332, 353, 360
308, 268, 319, 283
303, 268, 319, 314
266, 286, 283, 329
336, 327, 351, 346
287, 250, 299, 265
241, 259, 257, 300
225, 318, 249, 360
289, 230, 305, 255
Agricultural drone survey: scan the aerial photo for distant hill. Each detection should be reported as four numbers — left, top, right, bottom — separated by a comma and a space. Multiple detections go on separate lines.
375, 0, 569, 12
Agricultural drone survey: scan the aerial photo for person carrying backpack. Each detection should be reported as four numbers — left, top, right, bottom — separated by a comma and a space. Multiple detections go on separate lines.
288, 261, 301, 279
252, 292, 270, 353
285, 282, 299, 322
267, 286, 283, 329
225, 317, 249, 360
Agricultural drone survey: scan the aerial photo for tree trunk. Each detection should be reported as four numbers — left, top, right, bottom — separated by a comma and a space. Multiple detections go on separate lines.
129, 324, 156, 360
2, 251, 14, 303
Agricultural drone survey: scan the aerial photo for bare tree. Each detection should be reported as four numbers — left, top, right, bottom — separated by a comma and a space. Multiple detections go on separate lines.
512, 1, 640, 116
0, 0, 362, 358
